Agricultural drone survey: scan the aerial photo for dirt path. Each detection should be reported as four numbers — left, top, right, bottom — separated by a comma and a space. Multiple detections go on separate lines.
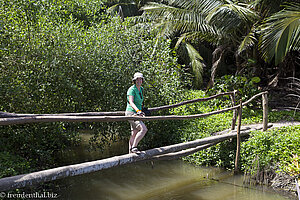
243, 121, 300, 130
213, 121, 300, 136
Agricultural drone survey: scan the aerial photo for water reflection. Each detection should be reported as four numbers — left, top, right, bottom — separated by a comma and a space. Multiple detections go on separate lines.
55, 133, 291, 200
55, 160, 290, 200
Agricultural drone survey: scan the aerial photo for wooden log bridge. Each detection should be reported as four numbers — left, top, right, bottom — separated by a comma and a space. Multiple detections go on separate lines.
0, 91, 269, 191
0, 127, 257, 191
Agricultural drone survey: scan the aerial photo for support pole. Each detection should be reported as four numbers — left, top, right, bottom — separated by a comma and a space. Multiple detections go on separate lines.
262, 92, 268, 131
296, 179, 300, 200
231, 90, 237, 130
234, 99, 242, 174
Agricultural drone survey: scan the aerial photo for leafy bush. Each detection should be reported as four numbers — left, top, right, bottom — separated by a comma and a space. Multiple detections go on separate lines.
177, 90, 300, 170
0, 0, 184, 176
184, 110, 300, 169
0, 0, 183, 114
0, 124, 80, 170
207, 75, 261, 105
172, 90, 235, 142
241, 126, 300, 177
0, 152, 31, 178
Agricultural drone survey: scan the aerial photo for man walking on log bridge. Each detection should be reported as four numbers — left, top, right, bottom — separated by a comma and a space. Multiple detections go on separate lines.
125, 72, 148, 154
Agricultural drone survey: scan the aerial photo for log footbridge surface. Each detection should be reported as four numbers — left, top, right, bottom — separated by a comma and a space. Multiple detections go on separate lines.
0, 91, 291, 192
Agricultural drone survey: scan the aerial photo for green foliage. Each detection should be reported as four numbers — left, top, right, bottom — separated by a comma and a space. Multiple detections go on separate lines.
259, 3, 300, 65
184, 117, 300, 170
0, 0, 184, 176
0, 124, 80, 170
141, 0, 299, 86
185, 110, 300, 169
0, 2, 183, 114
0, 152, 31, 178
178, 93, 237, 168
268, 110, 300, 122
241, 126, 300, 177
284, 154, 300, 178
140, 0, 219, 88
185, 43, 204, 88
143, 119, 184, 149
176, 89, 300, 171
186, 140, 237, 169
207, 75, 261, 101
172, 90, 234, 141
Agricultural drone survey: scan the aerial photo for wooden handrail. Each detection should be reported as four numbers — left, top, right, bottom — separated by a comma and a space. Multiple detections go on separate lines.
0, 91, 267, 126
0, 91, 235, 118
149, 91, 235, 111
0, 111, 126, 118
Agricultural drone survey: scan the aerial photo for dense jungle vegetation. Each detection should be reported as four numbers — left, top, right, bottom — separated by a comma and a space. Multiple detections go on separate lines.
0, 0, 299, 195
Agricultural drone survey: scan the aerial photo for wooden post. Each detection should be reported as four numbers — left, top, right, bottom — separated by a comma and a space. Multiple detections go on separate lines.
234, 99, 242, 174
296, 179, 300, 200
231, 90, 237, 130
262, 92, 268, 131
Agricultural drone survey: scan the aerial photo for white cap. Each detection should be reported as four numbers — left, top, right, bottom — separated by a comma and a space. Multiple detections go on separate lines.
132, 72, 144, 81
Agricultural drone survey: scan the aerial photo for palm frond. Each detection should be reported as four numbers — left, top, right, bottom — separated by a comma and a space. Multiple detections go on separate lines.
206, 2, 259, 32
185, 43, 204, 88
247, 0, 283, 17
238, 26, 257, 54
259, 3, 300, 65
165, 0, 222, 15
141, 1, 222, 35
176, 31, 220, 48
175, 34, 187, 48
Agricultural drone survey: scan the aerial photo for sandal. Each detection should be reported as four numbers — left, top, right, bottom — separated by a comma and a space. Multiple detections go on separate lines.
130, 147, 141, 154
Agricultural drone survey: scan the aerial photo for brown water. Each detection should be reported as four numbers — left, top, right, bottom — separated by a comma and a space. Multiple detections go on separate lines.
54, 133, 293, 200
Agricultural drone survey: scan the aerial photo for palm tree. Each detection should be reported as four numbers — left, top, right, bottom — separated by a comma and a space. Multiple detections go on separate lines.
141, 0, 300, 88
259, 3, 300, 65
235, 0, 300, 87
141, 0, 259, 88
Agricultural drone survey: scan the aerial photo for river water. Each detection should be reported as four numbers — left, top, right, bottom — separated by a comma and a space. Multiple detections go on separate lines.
54, 133, 292, 200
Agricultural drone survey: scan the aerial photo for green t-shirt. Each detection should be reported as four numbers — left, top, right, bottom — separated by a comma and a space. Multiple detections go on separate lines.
126, 85, 144, 112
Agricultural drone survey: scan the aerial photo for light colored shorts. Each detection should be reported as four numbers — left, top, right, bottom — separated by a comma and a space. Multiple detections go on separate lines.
125, 111, 145, 131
